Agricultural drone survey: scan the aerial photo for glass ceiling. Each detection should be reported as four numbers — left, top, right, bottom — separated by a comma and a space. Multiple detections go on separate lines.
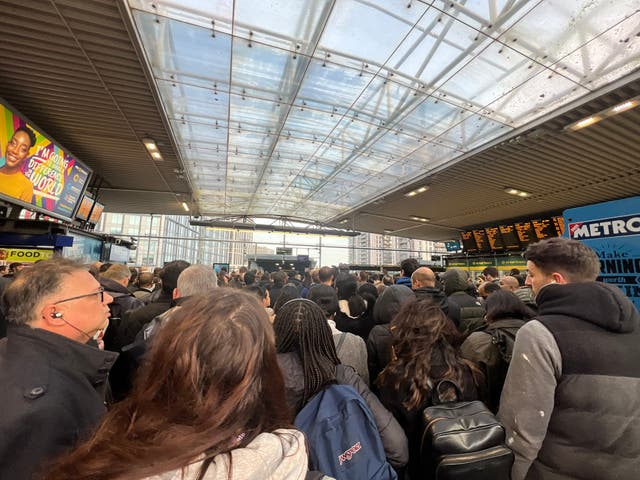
127, 0, 640, 222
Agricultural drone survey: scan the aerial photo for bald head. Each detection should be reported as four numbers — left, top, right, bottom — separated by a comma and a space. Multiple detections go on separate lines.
499, 275, 519, 292
411, 267, 436, 289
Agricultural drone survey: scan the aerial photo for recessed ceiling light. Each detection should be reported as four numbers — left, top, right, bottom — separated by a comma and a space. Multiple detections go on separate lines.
504, 188, 519, 195
417, 186, 429, 193
505, 187, 531, 197
404, 185, 430, 197
405, 191, 418, 197
565, 95, 640, 131
409, 215, 430, 222
181, 202, 189, 212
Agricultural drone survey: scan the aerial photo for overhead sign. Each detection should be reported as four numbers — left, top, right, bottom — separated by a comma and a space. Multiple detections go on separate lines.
0, 99, 91, 221
0, 247, 54, 263
564, 196, 640, 311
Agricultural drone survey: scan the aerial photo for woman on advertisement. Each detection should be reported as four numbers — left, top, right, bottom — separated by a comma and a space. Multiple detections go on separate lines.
0, 125, 36, 203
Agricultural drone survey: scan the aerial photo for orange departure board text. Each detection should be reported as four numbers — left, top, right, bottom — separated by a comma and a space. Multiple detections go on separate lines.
515, 221, 535, 246
485, 226, 505, 251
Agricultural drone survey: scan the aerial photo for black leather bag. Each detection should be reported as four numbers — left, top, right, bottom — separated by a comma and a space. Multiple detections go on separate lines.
420, 380, 513, 479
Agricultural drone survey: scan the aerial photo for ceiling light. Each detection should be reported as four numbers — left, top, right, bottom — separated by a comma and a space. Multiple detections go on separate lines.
417, 186, 429, 193
181, 202, 189, 212
339, 219, 348, 224
505, 187, 531, 198
565, 95, 640, 131
409, 215, 430, 222
142, 138, 158, 150
142, 137, 163, 161
405, 191, 418, 197
404, 185, 430, 197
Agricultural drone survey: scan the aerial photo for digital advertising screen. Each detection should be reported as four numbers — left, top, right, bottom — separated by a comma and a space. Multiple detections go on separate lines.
64, 232, 103, 263
88, 201, 104, 225
0, 99, 91, 221
75, 194, 94, 221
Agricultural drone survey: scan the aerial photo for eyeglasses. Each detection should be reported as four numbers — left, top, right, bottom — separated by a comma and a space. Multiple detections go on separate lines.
54, 287, 105, 305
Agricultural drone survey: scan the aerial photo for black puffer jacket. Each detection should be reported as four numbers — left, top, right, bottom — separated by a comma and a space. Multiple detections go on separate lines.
99, 277, 145, 352
413, 286, 449, 315
0, 326, 117, 479
277, 352, 409, 469
366, 285, 415, 387
442, 269, 485, 331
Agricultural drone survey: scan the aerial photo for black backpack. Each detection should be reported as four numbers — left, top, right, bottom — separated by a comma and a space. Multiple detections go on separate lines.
420, 380, 513, 480
485, 321, 525, 411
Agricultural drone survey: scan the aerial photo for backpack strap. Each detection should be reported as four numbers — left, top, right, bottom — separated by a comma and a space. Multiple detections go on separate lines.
336, 333, 347, 356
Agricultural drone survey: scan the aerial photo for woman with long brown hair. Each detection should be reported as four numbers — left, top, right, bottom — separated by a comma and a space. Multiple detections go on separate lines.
377, 299, 483, 479
45, 289, 309, 480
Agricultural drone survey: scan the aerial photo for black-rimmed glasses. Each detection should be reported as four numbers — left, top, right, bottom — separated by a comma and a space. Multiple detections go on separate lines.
54, 287, 105, 305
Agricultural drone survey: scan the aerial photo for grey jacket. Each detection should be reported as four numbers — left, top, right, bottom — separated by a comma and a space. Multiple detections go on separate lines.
498, 282, 640, 480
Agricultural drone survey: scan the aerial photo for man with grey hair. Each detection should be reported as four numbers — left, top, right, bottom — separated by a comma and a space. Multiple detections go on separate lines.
0, 258, 117, 478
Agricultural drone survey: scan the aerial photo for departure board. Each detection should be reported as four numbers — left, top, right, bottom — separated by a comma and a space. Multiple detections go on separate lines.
499, 224, 521, 250
485, 226, 505, 251
460, 231, 478, 252
515, 221, 536, 246
552, 216, 565, 236
473, 229, 490, 252
532, 218, 556, 240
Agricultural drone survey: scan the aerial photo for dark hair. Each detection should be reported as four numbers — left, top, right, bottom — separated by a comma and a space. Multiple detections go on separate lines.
400, 258, 419, 277
15, 125, 37, 148
160, 260, 191, 295
273, 284, 301, 314
482, 266, 499, 278
509, 268, 520, 276
274, 299, 340, 404
272, 271, 287, 286
245, 283, 267, 301
307, 284, 339, 317
525, 237, 600, 282
244, 270, 256, 285
378, 300, 480, 410
335, 273, 367, 316
46, 290, 292, 480
99, 263, 112, 273
484, 282, 501, 295
485, 290, 535, 323
128, 267, 138, 283
138, 272, 154, 287
513, 274, 526, 286
357, 282, 378, 317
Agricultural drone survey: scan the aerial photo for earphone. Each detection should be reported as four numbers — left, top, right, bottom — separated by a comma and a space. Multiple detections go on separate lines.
51, 311, 105, 341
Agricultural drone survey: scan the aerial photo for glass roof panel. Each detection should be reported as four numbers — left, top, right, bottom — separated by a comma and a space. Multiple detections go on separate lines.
129, 0, 640, 223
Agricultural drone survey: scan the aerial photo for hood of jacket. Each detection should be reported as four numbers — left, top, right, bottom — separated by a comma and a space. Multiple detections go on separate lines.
99, 277, 135, 298
441, 268, 469, 296
536, 282, 639, 333
413, 286, 449, 313
373, 284, 415, 325
143, 429, 308, 480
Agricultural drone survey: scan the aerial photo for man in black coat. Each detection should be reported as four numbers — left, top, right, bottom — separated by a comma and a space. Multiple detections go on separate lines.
410, 267, 449, 315
0, 258, 118, 479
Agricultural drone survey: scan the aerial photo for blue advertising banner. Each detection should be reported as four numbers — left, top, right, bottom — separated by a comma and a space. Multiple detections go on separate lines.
564, 196, 640, 310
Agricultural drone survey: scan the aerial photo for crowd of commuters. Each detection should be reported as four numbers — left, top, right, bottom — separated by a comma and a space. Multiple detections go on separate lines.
0, 237, 638, 479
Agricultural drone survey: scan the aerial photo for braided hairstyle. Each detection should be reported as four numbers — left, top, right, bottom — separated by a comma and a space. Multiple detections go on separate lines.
274, 299, 341, 403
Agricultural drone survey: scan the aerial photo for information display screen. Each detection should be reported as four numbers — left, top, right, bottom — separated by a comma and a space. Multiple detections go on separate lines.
484, 226, 505, 251
460, 231, 477, 252
515, 221, 536, 246
472, 229, 490, 253
108, 244, 130, 263
552, 216, 565, 236
499, 224, 521, 250
532, 218, 556, 240
0, 100, 91, 221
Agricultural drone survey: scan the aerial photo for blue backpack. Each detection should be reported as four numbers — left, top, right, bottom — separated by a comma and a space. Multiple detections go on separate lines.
294, 384, 397, 480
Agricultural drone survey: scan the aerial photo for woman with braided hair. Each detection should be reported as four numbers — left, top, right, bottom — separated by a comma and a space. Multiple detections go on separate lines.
377, 299, 483, 479
274, 298, 408, 471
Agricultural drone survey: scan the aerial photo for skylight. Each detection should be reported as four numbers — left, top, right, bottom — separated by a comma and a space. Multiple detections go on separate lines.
127, 0, 640, 222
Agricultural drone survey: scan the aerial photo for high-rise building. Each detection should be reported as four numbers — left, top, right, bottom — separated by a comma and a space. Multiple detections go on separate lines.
98, 213, 253, 268
349, 232, 445, 266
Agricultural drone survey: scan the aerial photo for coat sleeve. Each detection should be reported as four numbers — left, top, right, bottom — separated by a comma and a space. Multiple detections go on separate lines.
339, 365, 409, 468
497, 320, 562, 480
